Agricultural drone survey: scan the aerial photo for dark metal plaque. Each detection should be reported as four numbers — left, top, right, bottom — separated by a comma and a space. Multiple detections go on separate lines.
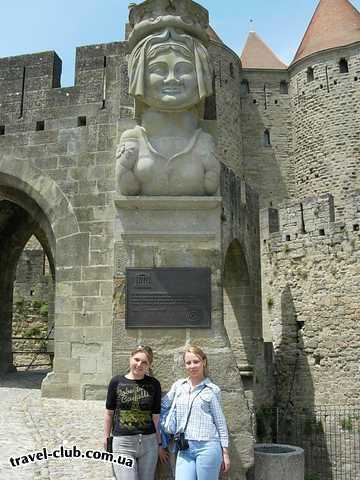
126, 268, 211, 328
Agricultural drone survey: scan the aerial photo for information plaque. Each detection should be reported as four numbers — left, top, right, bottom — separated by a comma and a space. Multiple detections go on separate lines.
125, 268, 211, 328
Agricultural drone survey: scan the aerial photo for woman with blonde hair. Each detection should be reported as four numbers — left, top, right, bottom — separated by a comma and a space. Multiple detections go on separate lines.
104, 345, 167, 480
161, 345, 230, 480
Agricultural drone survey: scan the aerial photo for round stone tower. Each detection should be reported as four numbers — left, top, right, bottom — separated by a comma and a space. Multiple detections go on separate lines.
288, 0, 360, 213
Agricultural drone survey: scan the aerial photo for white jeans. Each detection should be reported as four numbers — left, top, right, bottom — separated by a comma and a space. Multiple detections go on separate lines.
112, 433, 158, 480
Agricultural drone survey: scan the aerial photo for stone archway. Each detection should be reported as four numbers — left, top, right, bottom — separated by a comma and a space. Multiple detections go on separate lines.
223, 239, 256, 373
0, 196, 54, 373
0, 157, 88, 396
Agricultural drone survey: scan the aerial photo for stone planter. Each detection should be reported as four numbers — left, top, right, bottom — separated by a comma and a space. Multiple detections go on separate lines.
254, 443, 304, 480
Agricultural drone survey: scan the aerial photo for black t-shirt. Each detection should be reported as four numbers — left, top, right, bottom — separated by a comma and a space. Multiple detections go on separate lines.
106, 375, 161, 436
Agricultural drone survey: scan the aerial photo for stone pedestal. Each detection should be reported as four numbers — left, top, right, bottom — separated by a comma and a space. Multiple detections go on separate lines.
113, 196, 253, 479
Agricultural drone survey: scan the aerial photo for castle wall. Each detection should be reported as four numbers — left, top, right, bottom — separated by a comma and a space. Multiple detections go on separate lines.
0, 41, 134, 397
221, 165, 271, 407
208, 42, 244, 174
289, 43, 360, 214
261, 192, 360, 406
0, 34, 257, 402
240, 69, 291, 208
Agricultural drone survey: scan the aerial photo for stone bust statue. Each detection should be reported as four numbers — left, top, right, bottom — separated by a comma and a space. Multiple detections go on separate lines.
116, 0, 220, 196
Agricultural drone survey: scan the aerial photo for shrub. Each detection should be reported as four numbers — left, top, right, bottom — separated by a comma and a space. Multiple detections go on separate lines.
24, 326, 42, 338
341, 417, 353, 432
39, 303, 49, 317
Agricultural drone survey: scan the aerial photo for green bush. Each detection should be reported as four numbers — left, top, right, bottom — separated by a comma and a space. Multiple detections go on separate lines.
256, 407, 274, 443
32, 300, 42, 309
305, 474, 320, 480
39, 303, 49, 317
267, 297, 274, 308
341, 417, 353, 432
24, 326, 42, 338
303, 418, 323, 435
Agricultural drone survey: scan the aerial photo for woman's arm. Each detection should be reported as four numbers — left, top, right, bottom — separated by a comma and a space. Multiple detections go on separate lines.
160, 380, 180, 424
209, 389, 230, 472
221, 447, 231, 473
152, 414, 162, 445
153, 414, 169, 464
103, 409, 114, 450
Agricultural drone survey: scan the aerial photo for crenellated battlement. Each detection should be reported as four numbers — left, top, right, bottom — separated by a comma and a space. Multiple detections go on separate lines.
261, 191, 360, 242
0, 41, 129, 126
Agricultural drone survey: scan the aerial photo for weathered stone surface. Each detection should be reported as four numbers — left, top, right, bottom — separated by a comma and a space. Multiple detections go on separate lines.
2, 2, 359, 479
260, 191, 360, 419
113, 192, 255, 476
254, 444, 304, 480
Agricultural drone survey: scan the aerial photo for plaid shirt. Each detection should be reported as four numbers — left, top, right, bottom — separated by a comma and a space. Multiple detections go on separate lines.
160, 377, 229, 448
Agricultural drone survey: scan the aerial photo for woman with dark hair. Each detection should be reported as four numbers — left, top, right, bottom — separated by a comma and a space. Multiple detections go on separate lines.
104, 346, 167, 480
161, 345, 230, 480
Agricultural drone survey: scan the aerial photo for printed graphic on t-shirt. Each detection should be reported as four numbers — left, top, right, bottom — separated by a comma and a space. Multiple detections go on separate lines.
106, 376, 161, 436
119, 409, 151, 430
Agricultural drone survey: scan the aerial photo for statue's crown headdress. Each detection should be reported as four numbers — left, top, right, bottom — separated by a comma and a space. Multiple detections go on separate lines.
128, 0, 210, 50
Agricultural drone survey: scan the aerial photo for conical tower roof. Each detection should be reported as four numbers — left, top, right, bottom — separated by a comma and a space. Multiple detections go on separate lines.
292, 0, 360, 64
241, 31, 287, 69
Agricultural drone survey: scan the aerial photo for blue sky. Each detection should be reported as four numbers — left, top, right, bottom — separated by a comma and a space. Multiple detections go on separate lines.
2, 0, 360, 86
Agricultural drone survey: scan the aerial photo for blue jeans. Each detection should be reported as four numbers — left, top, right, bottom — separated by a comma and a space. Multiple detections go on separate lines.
175, 440, 223, 480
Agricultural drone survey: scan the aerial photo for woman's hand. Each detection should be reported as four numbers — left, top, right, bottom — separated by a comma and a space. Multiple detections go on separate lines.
158, 446, 170, 464
221, 449, 230, 473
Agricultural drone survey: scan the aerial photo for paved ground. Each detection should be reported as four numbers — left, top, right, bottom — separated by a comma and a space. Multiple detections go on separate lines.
0, 371, 114, 480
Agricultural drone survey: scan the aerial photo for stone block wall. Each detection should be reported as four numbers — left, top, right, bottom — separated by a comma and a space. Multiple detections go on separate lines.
0, 51, 62, 124
261, 191, 360, 407
208, 41, 244, 174
289, 43, 360, 214
221, 165, 271, 407
0, 29, 261, 402
0, 39, 133, 396
240, 69, 291, 209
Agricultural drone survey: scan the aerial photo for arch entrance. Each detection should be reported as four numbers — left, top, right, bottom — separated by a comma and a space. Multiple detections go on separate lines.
0, 158, 90, 398
0, 186, 55, 374
223, 239, 256, 373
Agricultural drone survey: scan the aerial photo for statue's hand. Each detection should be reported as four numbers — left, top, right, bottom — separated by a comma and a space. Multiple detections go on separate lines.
115, 139, 140, 195
116, 141, 138, 170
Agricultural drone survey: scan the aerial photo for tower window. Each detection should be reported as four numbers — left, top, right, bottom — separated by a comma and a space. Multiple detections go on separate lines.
280, 80, 288, 94
78, 116, 87, 127
240, 79, 250, 96
263, 129, 271, 147
229, 63, 234, 78
0, 125, 5, 136
339, 58, 349, 73
36, 120, 45, 131
307, 67, 314, 82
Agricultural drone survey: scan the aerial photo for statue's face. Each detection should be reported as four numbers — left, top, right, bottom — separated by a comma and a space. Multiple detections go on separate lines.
144, 48, 200, 111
